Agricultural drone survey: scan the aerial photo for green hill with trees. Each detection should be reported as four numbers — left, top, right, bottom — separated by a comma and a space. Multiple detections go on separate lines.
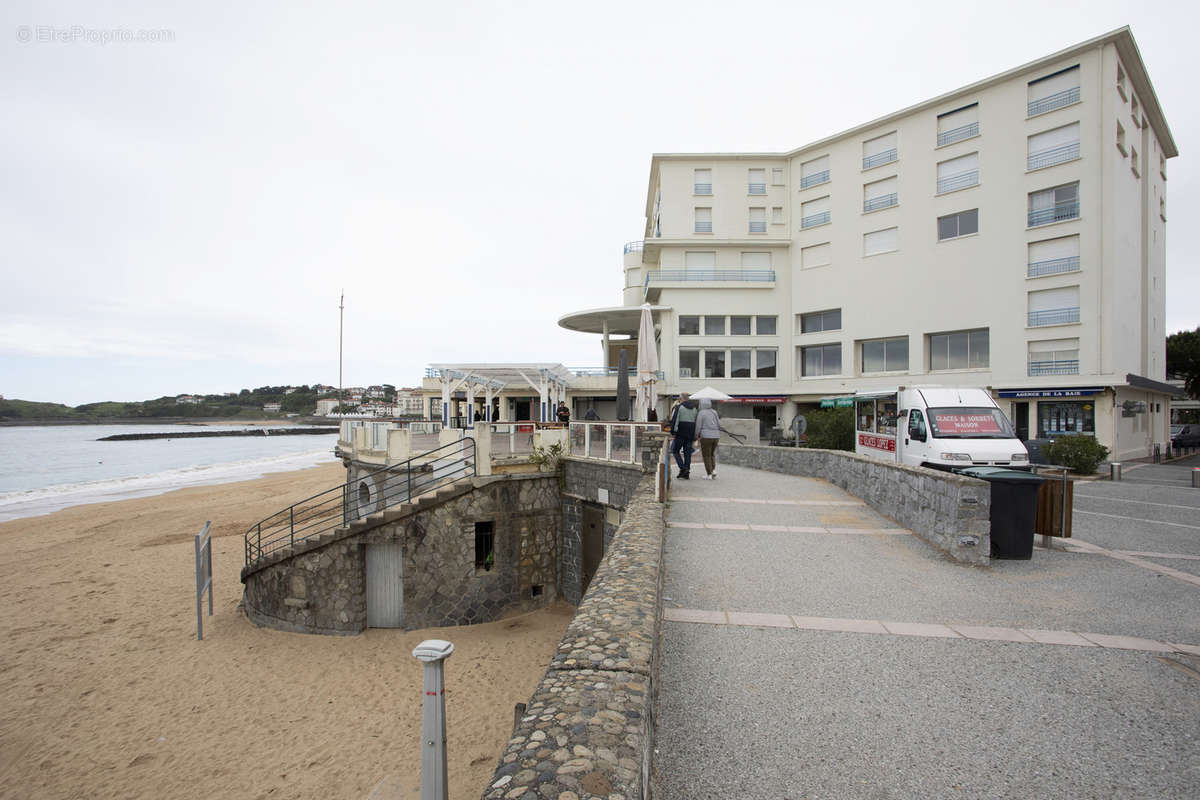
0, 385, 327, 422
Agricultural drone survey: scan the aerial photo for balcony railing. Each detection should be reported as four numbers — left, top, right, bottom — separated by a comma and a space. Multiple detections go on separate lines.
748, 221, 766, 232
863, 193, 898, 212
937, 122, 979, 147
695, 221, 712, 233
569, 422, 663, 464
1027, 141, 1081, 171
800, 169, 829, 189
694, 183, 712, 195
568, 367, 665, 379
647, 269, 775, 283
1028, 86, 1080, 117
937, 169, 979, 194
862, 148, 898, 170
623, 240, 644, 254
1029, 359, 1079, 376
1028, 306, 1080, 327
1027, 255, 1080, 278
801, 211, 830, 229
1028, 200, 1080, 227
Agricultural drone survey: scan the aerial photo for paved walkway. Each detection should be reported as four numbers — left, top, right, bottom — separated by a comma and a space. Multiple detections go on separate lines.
653, 464, 1200, 800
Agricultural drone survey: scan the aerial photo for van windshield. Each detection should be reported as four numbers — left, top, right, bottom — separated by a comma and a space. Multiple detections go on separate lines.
927, 407, 1015, 439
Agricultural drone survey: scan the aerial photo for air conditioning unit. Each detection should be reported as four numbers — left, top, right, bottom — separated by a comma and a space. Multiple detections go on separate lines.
679, 368, 693, 378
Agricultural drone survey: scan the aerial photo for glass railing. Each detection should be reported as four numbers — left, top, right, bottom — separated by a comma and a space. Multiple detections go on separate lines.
1027, 256, 1080, 278
862, 148, 898, 170
1027, 141, 1081, 171
748, 183, 766, 194
937, 122, 979, 147
801, 211, 830, 229
1028, 86, 1080, 117
568, 422, 663, 464
800, 169, 829, 189
695, 221, 713, 233
623, 240, 644, 254
1029, 359, 1079, 376
694, 183, 712, 194
863, 193, 898, 212
748, 221, 766, 232
937, 169, 979, 194
1028, 307, 1080, 327
647, 269, 775, 283
1028, 200, 1079, 227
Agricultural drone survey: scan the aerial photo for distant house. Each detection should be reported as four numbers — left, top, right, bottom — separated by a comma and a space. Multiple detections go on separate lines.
393, 391, 425, 417
365, 385, 386, 399
262, 402, 282, 413
175, 395, 202, 405
315, 398, 340, 416
284, 387, 298, 395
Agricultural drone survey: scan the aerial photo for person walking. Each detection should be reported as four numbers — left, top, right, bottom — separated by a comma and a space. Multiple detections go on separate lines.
695, 398, 721, 479
669, 393, 698, 479
556, 402, 571, 423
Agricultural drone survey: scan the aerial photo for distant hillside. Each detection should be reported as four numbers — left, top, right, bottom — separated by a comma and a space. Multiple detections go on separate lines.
0, 399, 83, 419
0, 385, 326, 421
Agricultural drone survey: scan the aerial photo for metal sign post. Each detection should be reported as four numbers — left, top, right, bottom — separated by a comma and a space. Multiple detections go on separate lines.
413, 639, 453, 800
195, 521, 213, 640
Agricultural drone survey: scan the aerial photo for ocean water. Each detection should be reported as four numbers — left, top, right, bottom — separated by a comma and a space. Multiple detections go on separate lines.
0, 424, 339, 522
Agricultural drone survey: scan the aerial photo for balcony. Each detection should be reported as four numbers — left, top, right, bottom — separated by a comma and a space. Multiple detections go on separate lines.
1028, 86, 1080, 117
1027, 141, 1081, 171
1028, 201, 1079, 227
623, 240, 643, 255
695, 221, 713, 233
1027, 255, 1080, 278
694, 183, 712, 195
749, 221, 766, 233
937, 122, 979, 147
644, 269, 775, 301
937, 169, 979, 194
1029, 359, 1079, 376
748, 183, 766, 194
1028, 307, 1080, 327
862, 148, 898, 170
863, 193, 898, 212
800, 170, 829, 189
801, 211, 831, 229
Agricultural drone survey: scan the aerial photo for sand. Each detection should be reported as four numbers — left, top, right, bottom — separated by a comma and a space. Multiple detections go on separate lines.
0, 463, 572, 799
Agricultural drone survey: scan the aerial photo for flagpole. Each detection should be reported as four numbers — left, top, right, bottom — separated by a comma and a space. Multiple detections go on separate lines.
338, 290, 344, 413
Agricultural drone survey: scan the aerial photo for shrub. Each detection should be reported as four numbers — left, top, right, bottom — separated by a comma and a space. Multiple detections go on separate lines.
801, 408, 855, 451
1046, 434, 1109, 474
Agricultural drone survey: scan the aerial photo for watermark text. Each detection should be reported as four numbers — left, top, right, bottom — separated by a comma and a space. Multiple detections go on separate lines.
16, 25, 175, 44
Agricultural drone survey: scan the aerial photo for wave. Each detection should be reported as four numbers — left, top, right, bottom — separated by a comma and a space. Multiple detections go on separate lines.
0, 447, 339, 522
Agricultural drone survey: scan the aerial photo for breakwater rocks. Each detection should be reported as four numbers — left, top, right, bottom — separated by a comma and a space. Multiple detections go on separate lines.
98, 427, 337, 441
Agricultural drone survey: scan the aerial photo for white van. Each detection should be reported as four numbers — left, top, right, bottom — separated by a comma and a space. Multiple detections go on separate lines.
853, 386, 1029, 471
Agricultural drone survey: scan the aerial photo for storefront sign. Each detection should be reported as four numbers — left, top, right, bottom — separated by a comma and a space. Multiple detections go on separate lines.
996, 387, 1104, 399
726, 396, 787, 404
820, 397, 855, 408
858, 433, 895, 452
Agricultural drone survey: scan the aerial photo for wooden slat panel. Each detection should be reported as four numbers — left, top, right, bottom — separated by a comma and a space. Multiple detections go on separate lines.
366, 542, 404, 627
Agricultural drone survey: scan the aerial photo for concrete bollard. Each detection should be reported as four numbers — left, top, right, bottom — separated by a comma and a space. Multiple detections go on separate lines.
1193, 468, 1200, 490
1110, 462, 1122, 481
413, 639, 454, 800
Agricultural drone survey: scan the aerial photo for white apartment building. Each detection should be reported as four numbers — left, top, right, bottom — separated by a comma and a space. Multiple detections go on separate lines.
560, 27, 1177, 461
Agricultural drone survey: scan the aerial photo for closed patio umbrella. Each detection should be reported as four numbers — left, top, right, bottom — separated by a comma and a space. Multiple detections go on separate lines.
634, 304, 659, 422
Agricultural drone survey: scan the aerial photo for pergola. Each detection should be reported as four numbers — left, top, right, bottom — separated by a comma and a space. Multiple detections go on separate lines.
429, 363, 574, 426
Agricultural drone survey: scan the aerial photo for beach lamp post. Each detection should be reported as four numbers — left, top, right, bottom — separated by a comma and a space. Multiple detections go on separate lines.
413, 639, 453, 800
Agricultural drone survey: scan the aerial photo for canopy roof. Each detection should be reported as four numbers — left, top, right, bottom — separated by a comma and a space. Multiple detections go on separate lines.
558, 305, 670, 335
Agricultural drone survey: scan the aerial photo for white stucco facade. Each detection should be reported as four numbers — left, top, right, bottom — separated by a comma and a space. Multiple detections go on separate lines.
561, 27, 1179, 461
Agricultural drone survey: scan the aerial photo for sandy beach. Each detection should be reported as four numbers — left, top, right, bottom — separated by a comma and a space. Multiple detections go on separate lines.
0, 463, 572, 799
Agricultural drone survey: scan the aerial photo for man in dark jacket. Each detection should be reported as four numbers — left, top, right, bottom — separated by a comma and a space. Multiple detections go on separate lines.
669, 394, 699, 478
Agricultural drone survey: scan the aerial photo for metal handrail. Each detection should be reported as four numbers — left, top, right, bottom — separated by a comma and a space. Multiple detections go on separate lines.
1027, 255, 1080, 278
748, 183, 766, 194
568, 367, 666, 379
647, 269, 775, 283
1028, 86, 1080, 117
937, 169, 979, 194
695, 221, 713, 233
1029, 359, 1079, 376
863, 193, 898, 212
623, 240, 644, 254
748, 221, 766, 232
937, 122, 979, 147
1027, 141, 1080, 171
243, 438, 476, 567
800, 170, 829, 189
694, 183, 712, 195
1028, 307, 1080, 327
1028, 201, 1079, 227
862, 148, 898, 170
801, 210, 830, 229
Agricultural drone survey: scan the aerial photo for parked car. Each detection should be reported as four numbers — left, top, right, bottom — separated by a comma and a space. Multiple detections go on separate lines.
1171, 424, 1200, 449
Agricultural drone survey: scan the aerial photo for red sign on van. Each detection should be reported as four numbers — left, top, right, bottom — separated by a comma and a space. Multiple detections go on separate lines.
931, 414, 1003, 435
858, 433, 896, 452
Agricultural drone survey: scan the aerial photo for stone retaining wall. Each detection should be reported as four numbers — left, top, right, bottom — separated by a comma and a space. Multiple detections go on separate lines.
480, 474, 665, 800
559, 457, 648, 605
718, 445, 992, 565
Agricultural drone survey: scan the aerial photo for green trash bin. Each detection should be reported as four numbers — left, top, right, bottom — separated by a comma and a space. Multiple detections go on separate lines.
956, 467, 1046, 559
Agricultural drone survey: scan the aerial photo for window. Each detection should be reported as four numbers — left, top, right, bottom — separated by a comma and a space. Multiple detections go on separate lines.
863, 176, 898, 212
704, 315, 725, 335
1116, 61, 1127, 99
929, 328, 989, 370
679, 315, 700, 335
771, 206, 783, 225
475, 521, 494, 572
937, 209, 979, 241
862, 337, 908, 373
756, 349, 777, 378
1028, 286, 1080, 326
679, 349, 699, 378
771, 167, 784, 185
748, 169, 766, 194
1028, 235, 1080, 277
1130, 146, 1139, 178
801, 196, 830, 229
801, 343, 842, 376
863, 226, 898, 256
694, 169, 712, 195
704, 350, 726, 378
801, 308, 842, 334
936, 103, 979, 146
1028, 182, 1079, 226
800, 242, 831, 270
731, 349, 752, 378
695, 207, 712, 233
1027, 65, 1080, 116
1027, 123, 1080, 170
863, 132, 898, 170
1038, 398, 1092, 435
1130, 93, 1140, 126
937, 152, 979, 193
800, 155, 830, 189
685, 251, 716, 272
741, 251, 770, 270
756, 316, 777, 335
749, 207, 766, 233
1116, 121, 1126, 155
731, 316, 752, 335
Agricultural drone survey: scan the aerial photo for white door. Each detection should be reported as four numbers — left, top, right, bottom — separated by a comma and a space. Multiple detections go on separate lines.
901, 408, 930, 467
366, 542, 404, 627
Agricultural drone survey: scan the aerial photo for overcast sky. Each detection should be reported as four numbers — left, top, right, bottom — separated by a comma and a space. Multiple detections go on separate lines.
2, 0, 1196, 406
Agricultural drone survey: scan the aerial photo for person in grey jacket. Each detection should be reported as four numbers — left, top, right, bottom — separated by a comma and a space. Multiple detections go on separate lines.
694, 398, 721, 479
